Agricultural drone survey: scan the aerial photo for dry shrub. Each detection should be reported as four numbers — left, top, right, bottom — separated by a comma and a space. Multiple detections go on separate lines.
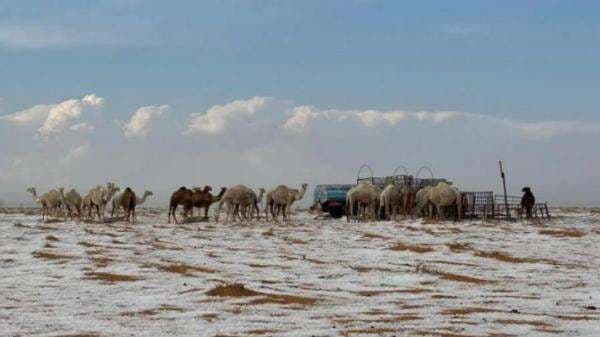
84, 272, 140, 282
390, 242, 434, 253
539, 229, 585, 237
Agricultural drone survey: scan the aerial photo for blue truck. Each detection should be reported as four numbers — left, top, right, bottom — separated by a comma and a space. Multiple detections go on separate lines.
313, 184, 354, 218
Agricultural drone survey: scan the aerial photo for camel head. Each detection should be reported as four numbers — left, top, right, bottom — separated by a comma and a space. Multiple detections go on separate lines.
144, 190, 154, 197
295, 183, 308, 200
214, 187, 227, 201
26, 187, 36, 195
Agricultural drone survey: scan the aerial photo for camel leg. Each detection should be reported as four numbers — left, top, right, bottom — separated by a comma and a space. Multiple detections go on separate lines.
385, 202, 390, 221
253, 203, 260, 221
172, 205, 179, 224
94, 205, 100, 222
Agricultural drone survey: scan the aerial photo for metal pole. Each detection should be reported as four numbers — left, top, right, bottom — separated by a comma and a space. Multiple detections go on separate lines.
499, 161, 510, 220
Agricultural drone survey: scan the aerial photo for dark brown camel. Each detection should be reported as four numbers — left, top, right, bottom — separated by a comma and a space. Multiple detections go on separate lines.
120, 187, 137, 224
168, 187, 194, 224
193, 186, 227, 218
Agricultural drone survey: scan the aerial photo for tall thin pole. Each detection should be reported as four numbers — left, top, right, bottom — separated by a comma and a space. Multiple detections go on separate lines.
499, 161, 510, 220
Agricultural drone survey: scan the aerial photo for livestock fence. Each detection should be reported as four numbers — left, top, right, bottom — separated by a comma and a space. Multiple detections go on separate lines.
492, 195, 551, 221
347, 164, 551, 222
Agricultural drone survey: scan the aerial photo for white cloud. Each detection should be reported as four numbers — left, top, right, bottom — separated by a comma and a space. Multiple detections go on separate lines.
0, 104, 53, 123
185, 96, 273, 135
38, 99, 84, 137
282, 106, 465, 133
0, 94, 104, 139
281, 105, 318, 133
82, 94, 104, 108
413, 111, 465, 123
356, 110, 407, 126
123, 105, 169, 138
69, 122, 95, 132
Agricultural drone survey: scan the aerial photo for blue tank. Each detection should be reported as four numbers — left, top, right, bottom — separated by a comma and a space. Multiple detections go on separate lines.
313, 184, 354, 218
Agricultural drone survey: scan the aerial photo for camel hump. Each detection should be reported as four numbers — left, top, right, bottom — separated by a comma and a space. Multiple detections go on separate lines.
125, 187, 133, 192
178, 186, 187, 190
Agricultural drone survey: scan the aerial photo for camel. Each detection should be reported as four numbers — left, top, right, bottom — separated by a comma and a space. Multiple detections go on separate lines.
81, 194, 93, 219
112, 190, 153, 217
236, 187, 265, 221
401, 180, 415, 216
86, 182, 120, 222
346, 182, 381, 221
117, 187, 137, 224
265, 184, 308, 221
192, 186, 227, 218
168, 187, 194, 224
415, 182, 462, 221
215, 184, 256, 223
26, 187, 62, 221
379, 184, 403, 220
414, 186, 434, 218
58, 187, 82, 221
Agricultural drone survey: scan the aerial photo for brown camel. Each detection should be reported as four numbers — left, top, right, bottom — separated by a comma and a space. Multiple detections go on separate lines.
118, 187, 137, 224
190, 185, 212, 216
193, 186, 227, 218
168, 187, 194, 224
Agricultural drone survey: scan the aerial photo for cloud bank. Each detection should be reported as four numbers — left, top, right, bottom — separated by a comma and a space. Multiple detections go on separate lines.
1, 94, 600, 207
123, 105, 169, 138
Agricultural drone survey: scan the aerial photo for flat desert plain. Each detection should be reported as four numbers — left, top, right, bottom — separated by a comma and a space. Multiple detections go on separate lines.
1, 208, 599, 336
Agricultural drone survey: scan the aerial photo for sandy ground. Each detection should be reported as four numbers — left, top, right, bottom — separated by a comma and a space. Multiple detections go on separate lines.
1, 208, 599, 337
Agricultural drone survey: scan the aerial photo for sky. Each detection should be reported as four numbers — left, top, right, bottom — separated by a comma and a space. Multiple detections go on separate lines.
1, 0, 600, 207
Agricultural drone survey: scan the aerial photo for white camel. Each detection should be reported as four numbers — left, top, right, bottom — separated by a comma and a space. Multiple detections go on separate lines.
112, 190, 153, 218
379, 184, 403, 221
265, 184, 308, 221
415, 182, 462, 221
58, 187, 82, 221
27, 187, 62, 221
86, 182, 120, 222
238, 187, 265, 221
414, 186, 434, 218
346, 182, 381, 221
215, 184, 255, 223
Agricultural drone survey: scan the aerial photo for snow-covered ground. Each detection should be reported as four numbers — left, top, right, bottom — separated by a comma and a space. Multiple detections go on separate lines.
1, 208, 599, 337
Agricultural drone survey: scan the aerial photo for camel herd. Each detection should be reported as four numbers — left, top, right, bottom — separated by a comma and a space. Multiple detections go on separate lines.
27, 184, 152, 224
25, 182, 309, 224
168, 183, 308, 224
347, 181, 463, 221
25, 179, 461, 224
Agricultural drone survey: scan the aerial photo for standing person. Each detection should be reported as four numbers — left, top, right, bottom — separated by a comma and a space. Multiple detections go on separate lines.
521, 187, 535, 219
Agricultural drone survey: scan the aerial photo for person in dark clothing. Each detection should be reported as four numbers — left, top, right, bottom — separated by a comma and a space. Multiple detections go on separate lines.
521, 187, 535, 219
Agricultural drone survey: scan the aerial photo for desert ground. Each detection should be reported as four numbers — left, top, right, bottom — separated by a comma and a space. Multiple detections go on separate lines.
1, 208, 599, 337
